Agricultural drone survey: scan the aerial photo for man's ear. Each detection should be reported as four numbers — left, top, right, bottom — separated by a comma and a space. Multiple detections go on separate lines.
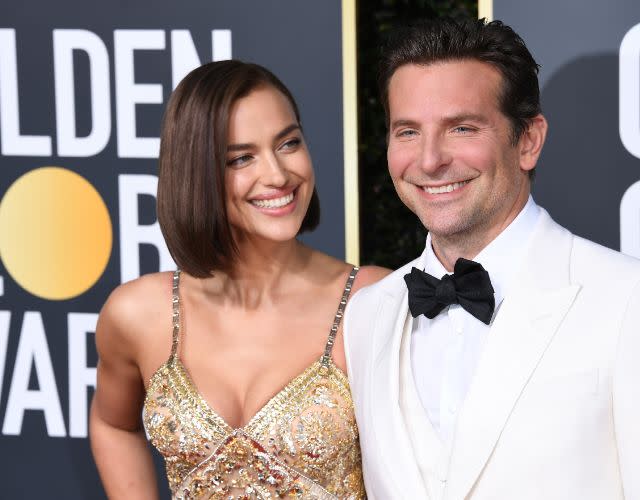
519, 114, 548, 172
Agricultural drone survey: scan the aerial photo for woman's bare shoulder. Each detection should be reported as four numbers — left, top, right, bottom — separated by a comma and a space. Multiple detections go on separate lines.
97, 272, 174, 353
352, 265, 391, 294
102, 272, 172, 319
303, 247, 391, 292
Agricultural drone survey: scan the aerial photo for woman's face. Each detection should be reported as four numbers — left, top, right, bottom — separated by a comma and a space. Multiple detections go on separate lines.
224, 85, 314, 244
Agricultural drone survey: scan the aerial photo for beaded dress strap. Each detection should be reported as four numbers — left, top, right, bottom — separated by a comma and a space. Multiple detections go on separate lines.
169, 269, 181, 362
321, 266, 359, 367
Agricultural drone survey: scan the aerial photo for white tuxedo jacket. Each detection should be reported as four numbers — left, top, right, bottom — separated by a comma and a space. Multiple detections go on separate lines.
344, 209, 640, 500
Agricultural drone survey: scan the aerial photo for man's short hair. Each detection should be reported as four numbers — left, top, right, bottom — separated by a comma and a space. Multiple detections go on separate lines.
378, 17, 541, 145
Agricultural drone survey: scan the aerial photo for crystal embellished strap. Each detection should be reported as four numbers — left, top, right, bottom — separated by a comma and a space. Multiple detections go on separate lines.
321, 266, 359, 366
170, 270, 181, 361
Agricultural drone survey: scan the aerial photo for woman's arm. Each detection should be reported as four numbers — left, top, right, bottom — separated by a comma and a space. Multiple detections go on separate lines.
89, 285, 159, 499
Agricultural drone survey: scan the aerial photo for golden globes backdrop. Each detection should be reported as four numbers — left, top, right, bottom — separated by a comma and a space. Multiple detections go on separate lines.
0, 1, 354, 497
492, 0, 640, 258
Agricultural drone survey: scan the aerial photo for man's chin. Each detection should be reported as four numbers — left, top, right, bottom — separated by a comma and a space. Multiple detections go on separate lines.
419, 215, 475, 240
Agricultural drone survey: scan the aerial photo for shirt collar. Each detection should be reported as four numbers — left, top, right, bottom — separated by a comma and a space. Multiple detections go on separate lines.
423, 195, 540, 307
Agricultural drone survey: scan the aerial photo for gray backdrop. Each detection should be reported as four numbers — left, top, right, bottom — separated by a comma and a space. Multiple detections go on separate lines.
495, 0, 640, 258
0, 1, 345, 498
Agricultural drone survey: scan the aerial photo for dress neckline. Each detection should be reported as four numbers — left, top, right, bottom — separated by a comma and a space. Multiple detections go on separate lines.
162, 355, 349, 432
146, 267, 359, 431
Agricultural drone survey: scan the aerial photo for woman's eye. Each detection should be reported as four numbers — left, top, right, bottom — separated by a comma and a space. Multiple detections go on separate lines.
227, 154, 252, 167
280, 137, 301, 150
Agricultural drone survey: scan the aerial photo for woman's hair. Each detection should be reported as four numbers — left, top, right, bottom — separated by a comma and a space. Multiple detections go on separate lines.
157, 61, 320, 277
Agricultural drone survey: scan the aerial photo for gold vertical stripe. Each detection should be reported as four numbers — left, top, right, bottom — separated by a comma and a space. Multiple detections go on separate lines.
342, 0, 360, 264
478, 0, 494, 21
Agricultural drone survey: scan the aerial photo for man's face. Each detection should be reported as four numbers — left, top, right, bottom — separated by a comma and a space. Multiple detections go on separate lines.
387, 60, 535, 247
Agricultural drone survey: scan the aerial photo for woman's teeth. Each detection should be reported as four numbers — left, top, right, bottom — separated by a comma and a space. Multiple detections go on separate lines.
251, 192, 295, 209
423, 180, 469, 194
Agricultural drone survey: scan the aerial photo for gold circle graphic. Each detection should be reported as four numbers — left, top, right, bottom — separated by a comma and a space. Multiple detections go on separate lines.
0, 167, 112, 300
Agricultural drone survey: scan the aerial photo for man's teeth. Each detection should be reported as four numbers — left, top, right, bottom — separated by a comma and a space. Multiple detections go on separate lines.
423, 180, 469, 194
251, 192, 295, 209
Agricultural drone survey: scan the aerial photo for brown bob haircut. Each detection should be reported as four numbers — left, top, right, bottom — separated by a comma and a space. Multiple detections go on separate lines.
157, 61, 320, 278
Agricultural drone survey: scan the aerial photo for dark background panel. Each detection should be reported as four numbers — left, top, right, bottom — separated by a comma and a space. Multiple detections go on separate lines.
494, 0, 640, 252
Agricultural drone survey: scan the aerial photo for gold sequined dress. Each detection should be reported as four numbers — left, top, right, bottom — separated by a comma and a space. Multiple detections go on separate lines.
143, 269, 365, 499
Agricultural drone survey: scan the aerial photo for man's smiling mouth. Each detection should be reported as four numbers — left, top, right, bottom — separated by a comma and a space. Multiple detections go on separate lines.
422, 180, 470, 194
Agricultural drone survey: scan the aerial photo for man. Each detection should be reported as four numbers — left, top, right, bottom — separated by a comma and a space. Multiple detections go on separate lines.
344, 18, 640, 500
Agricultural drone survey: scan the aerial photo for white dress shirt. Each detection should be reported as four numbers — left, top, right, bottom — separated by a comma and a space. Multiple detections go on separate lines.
411, 196, 541, 444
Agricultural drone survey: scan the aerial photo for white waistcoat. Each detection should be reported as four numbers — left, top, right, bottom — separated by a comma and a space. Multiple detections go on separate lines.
399, 315, 454, 500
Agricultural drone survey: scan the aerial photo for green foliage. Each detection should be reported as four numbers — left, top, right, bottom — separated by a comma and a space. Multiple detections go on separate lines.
357, 0, 476, 268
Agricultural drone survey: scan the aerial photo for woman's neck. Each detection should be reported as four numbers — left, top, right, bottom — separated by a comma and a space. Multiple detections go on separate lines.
200, 237, 311, 308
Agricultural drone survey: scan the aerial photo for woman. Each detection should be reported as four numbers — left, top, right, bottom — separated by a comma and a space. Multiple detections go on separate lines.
89, 60, 389, 499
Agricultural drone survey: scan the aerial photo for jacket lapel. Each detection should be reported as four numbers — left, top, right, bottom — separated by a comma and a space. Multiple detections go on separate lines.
444, 210, 581, 500
368, 256, 430, 498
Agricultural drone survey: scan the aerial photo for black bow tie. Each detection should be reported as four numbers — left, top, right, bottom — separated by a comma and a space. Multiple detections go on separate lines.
404, 258, 495, 325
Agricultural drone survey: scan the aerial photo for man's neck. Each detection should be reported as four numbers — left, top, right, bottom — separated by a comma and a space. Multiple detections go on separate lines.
431, 237, 486, 272
430, 195, 531, 272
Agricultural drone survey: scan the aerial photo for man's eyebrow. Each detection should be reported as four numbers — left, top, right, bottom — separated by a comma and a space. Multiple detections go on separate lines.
390, 119, 419, 130
442, 113, 490, 125
390, 114, 490, 131
226, 123, 300, 152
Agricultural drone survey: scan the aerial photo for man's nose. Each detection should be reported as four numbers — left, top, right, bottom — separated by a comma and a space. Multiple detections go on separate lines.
419, 135, 452, 173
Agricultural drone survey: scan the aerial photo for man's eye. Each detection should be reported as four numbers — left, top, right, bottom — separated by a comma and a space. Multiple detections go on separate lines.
397, 129, 417, 138
227, 154, 252, 167
453, 126, 473, 133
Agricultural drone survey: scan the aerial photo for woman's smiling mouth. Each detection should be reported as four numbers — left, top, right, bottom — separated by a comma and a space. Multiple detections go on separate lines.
250, 191, 295, 208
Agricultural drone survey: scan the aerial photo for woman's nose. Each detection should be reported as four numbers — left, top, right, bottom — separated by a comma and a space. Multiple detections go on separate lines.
261, 152, 289, 186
